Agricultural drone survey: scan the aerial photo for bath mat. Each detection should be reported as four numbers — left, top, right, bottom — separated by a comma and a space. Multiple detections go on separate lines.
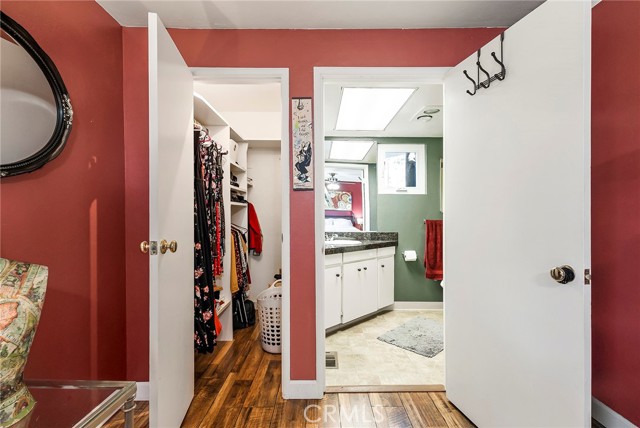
377, 317, 443, 358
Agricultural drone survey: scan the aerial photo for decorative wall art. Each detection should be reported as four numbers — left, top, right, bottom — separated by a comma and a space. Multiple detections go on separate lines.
292, 98, 313, 190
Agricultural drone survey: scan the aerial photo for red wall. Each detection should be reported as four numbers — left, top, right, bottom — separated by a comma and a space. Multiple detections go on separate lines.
592, 0, 640, 425
0, 2, 126, 380
122, 27, 503, 380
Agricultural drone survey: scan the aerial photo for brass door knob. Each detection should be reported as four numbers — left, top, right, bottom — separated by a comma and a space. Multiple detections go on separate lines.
160, 240, 178, 254
140, 241, 149, 254
550, 265, 575, 284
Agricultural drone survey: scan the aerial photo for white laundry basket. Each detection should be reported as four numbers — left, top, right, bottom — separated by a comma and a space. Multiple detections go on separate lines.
257, 279, 282, 354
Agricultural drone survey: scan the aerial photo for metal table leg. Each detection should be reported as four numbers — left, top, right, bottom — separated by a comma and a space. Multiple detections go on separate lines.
122, 397, 136, 428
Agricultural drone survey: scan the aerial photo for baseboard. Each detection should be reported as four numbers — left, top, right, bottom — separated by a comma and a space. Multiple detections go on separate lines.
393, 301, 443, 310
282, 380, 323, 399
326, 384, 445, 393
592, 397, 636, 428
135, 382, 150, 401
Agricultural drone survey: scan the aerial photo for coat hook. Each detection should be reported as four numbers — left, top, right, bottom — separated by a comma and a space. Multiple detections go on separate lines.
463, 70, 477, 96
477, 50, 491, 89
491, 33, 506, 81
296, 98, 304, 110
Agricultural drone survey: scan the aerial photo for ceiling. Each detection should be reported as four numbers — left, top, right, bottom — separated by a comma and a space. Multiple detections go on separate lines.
324, 83, 443, 139
96, 0, 543, 29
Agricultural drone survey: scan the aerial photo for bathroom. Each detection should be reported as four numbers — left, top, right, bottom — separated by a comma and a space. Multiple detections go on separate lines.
320, 82, 445, 388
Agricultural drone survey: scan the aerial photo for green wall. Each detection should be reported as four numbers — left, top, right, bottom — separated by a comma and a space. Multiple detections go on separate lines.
376, 138, 443, 302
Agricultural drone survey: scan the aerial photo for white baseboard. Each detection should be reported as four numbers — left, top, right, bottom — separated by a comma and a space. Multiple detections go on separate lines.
282, 380, 323, 399
393, 301, 443, 310
593, 397, 637, 428
136, 382, 150, 401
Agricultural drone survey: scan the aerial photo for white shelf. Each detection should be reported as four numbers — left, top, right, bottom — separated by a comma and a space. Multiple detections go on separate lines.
230, 202, 247, 208
217, 300, 231, 316
194, 93, 228, 126
230, 161, 246, 173
230, 187, 247, 194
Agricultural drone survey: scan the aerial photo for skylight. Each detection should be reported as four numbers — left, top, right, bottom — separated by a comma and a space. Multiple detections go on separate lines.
329, 140, 374, 161
335, 87, 416, 131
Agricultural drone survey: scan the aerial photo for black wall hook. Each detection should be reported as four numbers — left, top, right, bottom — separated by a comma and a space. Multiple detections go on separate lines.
463, 70, 477, 96
462, 32, 506, 96
477, 53, 492, 89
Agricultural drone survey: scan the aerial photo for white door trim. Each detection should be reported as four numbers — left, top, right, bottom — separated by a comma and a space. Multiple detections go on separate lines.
189, 67, 292, 399
313, 67, 450, 397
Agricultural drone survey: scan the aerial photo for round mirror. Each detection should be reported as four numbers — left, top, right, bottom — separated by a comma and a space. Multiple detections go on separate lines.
0, 12, 73, 178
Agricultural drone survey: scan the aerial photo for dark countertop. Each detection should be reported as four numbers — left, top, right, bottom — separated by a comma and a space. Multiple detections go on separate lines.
325, 239, 398, 255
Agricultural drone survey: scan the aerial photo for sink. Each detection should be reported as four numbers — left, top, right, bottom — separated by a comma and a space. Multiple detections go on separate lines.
325, 240, 362, 246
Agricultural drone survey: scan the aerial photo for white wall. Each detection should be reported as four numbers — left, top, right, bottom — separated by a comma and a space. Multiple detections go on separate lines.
247, 146, 282, 300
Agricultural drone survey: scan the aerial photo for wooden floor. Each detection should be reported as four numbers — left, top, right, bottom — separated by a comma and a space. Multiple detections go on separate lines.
106, 321, 475, 428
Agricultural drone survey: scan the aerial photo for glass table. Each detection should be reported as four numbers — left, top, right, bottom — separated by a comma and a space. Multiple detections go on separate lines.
23, 380, 137, 428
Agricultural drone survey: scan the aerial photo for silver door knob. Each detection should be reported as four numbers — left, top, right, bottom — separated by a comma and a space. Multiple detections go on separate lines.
550, 265, 575, 284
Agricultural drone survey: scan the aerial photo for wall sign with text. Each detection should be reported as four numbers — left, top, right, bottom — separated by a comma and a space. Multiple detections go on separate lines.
292, 97, 313, 190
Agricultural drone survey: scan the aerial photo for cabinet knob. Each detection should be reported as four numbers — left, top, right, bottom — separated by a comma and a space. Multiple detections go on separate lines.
335, 273, 340, 278
363, 267, 368, 271
357, 268, 362, 272
381, 265, 385, 268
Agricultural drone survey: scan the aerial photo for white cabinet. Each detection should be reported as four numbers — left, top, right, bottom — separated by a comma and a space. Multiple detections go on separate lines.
377, 256, 395, 309
324, 265, 342, 329
325, 246, 395, 329
342, 258, 378, 324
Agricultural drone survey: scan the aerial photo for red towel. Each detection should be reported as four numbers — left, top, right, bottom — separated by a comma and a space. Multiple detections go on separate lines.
425, 220, 443, 281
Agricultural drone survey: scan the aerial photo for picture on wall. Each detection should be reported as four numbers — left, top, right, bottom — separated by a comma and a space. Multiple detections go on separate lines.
292, 97, 313, 190
325, 190, 353, 211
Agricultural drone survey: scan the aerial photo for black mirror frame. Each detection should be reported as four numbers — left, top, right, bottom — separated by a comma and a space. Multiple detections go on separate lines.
0, 12, 73, 178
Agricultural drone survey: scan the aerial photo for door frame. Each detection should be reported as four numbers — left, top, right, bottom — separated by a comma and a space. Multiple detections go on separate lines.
313, 67, 450, 394
185, 67, 292, 398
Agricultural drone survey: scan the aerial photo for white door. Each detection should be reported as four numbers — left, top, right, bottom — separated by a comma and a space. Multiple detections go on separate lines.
444, 1, 591, 426
324, 265, 342, 329
148, 13, 194, 427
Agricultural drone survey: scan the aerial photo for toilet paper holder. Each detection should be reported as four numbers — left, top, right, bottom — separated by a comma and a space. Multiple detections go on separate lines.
403, 250, 418, 262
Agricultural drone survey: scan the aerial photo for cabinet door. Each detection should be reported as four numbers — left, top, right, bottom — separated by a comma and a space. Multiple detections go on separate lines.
361, 258, 378, 314
324, 265, 342, 329
377, 256, 395, 309
342, 262, 365, 323
343, 259, 378, 323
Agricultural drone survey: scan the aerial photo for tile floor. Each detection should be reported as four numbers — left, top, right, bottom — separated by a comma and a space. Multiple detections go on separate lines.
325, 309, 445, 386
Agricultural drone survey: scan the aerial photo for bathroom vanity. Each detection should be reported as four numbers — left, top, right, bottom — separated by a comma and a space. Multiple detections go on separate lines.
324, 233, 398, 330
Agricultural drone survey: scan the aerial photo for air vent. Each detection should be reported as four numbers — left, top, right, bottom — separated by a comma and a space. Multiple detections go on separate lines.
325, 351, 339, 369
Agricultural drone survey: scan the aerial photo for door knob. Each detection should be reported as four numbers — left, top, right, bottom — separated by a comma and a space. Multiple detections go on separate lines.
550, 265, 575, 284
160, 240, 178, 254
140, 241, 149, 254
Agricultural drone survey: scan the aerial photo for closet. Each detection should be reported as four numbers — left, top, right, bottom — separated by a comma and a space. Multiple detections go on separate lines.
193, 93, 250, 344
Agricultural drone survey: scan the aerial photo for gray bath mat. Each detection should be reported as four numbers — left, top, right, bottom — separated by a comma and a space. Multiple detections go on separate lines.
377, 317, 443, 358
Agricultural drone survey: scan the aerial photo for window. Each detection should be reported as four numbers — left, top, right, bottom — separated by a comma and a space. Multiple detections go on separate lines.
377, 144, 426, 194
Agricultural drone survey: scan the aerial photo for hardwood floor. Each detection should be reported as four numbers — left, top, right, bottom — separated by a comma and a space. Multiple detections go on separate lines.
106, 321, 474, 427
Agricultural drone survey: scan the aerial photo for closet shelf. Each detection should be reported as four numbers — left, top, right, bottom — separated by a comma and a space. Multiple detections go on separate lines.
194, 93, 228, 127
230, 161, 246, 173
230, 202, 248, 208
217, 300, 231, 316
230, 187, 247, 194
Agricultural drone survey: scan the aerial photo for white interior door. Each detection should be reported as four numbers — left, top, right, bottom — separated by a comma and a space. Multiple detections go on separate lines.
444, 1, 591, 426
148, 13, 194, 427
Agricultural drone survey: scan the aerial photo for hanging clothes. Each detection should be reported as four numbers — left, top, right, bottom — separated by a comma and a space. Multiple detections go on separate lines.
248, 202, 263, 256
193, 122, 226, 353
231, 226, 253, 329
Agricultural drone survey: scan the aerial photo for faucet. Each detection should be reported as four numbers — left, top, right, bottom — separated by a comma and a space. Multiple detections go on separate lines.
326, 233, 339, 241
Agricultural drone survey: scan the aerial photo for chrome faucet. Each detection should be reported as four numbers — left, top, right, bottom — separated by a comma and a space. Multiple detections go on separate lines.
326, 233, 339, 241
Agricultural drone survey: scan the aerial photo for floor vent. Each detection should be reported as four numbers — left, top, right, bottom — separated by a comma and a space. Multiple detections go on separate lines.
325, 351, 339, 369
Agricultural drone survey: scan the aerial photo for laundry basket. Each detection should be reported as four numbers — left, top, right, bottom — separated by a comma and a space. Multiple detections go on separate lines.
257, 279, 282, 354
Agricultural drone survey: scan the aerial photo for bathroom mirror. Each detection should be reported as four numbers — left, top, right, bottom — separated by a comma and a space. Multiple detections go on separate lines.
0, 12, 73, 178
